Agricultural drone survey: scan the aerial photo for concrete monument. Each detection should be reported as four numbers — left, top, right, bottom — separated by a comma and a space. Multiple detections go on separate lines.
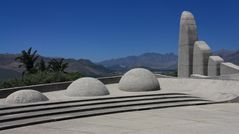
208, 56, 224, 76
65, 77, 110, 97
220, 62, 239, 75
119, 68, 160, 92
178, 11, 239, 78
6, 89, 49, 104
193, 41, 212, 75
178, 11, 198, 77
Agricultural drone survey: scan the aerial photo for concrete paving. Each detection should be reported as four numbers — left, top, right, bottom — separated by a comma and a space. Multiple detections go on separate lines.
1, 103, 239, 134
1, 77, 239, 133
0, 93, 210, 130
158, 78, 239, 102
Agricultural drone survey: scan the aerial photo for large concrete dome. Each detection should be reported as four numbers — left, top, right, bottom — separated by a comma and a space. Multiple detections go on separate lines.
119, 68, 160, 92
6, 89, 49, 104
65, 77, 109, 97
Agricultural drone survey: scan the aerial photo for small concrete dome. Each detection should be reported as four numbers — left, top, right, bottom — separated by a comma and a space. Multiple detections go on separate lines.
119, 68, 160, 92
6, 89, 49, 104
65, 77, 109, 97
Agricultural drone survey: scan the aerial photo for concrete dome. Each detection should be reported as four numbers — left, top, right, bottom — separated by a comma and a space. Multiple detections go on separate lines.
6, 89, 49, 104
65, 77, 109, 97
119, 68, 160, 92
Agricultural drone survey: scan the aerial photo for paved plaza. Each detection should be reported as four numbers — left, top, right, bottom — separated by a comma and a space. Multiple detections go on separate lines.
1, 103, 239, 134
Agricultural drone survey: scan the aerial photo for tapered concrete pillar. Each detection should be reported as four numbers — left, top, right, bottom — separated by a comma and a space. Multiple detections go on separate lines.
178, 11, 198, 77
193, 41, 212, 75
208, 56, 224, 76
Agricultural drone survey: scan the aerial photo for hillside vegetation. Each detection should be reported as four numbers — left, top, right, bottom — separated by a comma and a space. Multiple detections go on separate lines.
0, 48, 83, 89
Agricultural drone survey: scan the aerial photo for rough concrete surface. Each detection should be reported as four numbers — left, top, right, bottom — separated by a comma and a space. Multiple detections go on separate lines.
119, 68, 160, 92
220, 62, 239, 75
193, 41, 212, 75
65, 77, 110, 97
5, 89, 49, 104
208, 56, 224, 76
158, 78, 239, 102
216, 73, 239, 81
178, 11, 198, 77
1, 77, 239, 134
1, 103, 239, 134
190, 74, 209, 78
1, 77, 238, 105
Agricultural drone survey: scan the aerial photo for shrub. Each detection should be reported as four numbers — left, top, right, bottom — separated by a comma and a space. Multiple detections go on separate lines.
0, 71, 83, 89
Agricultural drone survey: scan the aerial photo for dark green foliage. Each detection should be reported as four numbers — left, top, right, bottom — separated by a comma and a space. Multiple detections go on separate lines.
0, 48, 83, 89
0, 71, 83, 89
36, 58, 47, 72
15, 47, 39, 74
48, 58, 68, 73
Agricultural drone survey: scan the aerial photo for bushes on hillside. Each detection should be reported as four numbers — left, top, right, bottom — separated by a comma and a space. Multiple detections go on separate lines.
0, 72, 83, 89
0, 48, 83, 89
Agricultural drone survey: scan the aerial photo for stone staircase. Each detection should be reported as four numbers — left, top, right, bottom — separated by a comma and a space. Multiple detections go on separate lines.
0, 93, 214, 130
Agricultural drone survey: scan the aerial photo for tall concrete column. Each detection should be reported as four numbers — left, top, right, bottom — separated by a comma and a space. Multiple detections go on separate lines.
178, 11, 198, 77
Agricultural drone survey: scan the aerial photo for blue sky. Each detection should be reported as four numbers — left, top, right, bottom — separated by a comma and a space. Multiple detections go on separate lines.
0, 0, 239, 61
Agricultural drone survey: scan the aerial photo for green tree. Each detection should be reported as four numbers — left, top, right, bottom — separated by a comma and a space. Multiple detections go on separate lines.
36, 58, 47, 72
15, 47, 39, 75
48, 58, 68, 73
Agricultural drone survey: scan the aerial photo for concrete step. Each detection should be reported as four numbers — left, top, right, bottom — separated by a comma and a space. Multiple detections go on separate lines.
0, 100, 214, 131
0, 94, 197, 116
0, 93, 186, 110
0, 97, 207, 122
0, 92, 215, 131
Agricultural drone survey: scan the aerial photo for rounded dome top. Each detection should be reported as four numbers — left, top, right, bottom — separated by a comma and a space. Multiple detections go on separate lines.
181, 11, 195, 20
6, 89, 49, 104
119, 68, 160, 92
65, 77, 109, 97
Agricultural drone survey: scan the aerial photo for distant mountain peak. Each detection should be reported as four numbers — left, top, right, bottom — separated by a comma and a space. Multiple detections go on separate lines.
99, 52, 178, 71
1, 49, 238, 81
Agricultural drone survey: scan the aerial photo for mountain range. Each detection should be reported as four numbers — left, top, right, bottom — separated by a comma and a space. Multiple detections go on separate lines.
0, 54, 113, 81
0, 49, 239, 81
99, 49, 239, 71
98, 52, 178, 72
98, 49, 239, 71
